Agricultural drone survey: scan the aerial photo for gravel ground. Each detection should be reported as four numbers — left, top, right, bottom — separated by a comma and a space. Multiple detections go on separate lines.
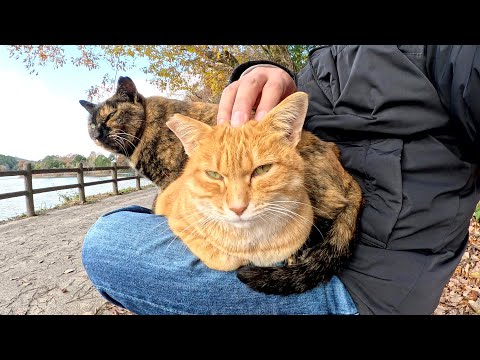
0, 187, 157, 315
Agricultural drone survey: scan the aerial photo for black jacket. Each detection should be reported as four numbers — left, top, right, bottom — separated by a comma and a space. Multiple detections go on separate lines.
229, 45, 480, 314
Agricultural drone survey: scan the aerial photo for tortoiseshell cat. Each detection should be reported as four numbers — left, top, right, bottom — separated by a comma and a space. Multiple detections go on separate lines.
80, 76, 363, 295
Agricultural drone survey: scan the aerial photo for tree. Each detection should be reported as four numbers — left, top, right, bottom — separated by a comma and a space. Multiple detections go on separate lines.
16, 159, 28, 171
71, 154, 87, 167
86, 151, 98, 167
94, 154, 111, 167
115, 154, 130, 167
36, 155, 65, 169
7, 45, 319, 102
0, 154, 20, 170
288, 45, 320, 70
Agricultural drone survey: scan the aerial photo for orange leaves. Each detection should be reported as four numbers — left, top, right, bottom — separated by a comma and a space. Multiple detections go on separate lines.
39, 50, 47, 61
434, 217, 480, 315
7, 45, 303, 103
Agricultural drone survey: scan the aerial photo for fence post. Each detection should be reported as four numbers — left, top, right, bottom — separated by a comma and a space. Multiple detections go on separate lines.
135, 170, 141, 190
77, 162, 86, 203
112, 162, 118, 195
24, 163, 35, 217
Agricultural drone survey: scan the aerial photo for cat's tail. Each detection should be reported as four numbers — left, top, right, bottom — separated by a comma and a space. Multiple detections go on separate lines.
237, 181, 362, 295
236, 240, 352, 295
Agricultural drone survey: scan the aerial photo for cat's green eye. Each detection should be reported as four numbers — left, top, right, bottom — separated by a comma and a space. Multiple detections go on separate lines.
106, 111, 116, 121
206, 171, 223, 180
252, 164, 273, 177
90, 123, 96, 129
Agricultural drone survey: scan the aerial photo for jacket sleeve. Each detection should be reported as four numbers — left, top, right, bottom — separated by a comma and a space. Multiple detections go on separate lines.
228, 60, 296, 84
426, 45, 480, 162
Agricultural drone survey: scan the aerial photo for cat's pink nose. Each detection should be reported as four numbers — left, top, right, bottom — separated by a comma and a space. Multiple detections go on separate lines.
230, 205, 247, 216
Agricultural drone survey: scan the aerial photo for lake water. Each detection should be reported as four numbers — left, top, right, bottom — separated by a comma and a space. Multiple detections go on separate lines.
0, 175, 153, 221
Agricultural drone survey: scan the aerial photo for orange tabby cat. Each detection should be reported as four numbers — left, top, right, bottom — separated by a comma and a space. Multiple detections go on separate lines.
154, 92, 314, 271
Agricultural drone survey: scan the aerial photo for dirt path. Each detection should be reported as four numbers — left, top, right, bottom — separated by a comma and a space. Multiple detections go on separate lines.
0, 187, 157, 315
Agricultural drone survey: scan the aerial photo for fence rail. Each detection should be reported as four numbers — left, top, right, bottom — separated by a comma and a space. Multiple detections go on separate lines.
0, 162, 143, 217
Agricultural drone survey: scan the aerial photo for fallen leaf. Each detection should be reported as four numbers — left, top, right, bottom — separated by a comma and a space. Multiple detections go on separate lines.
468, 299, 480, 314
470, 272, 480, 279
449, 294, 463, 305
63, 268, 75, 274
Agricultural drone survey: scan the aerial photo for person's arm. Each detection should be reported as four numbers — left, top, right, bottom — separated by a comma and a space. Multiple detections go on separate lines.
228, 60, 296, 84
426, 45, 480, 163
216, 61, 297, 127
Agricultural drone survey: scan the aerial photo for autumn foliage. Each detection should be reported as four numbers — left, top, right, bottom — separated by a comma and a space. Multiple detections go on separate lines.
8, 45, 318, 103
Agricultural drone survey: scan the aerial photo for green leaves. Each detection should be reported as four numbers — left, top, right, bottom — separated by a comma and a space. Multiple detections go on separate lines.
474, 201, 480, 223
8, 45, 318, 102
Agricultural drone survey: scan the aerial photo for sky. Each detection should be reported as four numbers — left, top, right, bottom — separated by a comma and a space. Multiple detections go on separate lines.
0, 45, 178, 161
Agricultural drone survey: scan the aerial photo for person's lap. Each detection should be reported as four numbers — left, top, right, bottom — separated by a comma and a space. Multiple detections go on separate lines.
81, 205, 358, 315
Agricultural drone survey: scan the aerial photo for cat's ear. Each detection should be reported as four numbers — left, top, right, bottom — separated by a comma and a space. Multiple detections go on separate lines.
116, 76, 140, 103
166, 114, 213, 156
79, 100, 96, 115
261, 92, 309, 147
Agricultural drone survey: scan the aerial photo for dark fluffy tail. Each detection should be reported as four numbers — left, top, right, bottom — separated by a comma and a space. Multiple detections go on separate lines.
236, 241, 351, 295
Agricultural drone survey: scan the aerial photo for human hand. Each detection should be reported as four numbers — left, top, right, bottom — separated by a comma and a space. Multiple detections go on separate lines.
217, 66, 297, 127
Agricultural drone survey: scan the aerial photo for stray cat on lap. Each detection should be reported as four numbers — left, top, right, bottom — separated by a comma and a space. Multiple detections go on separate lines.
80, 76, 363, 295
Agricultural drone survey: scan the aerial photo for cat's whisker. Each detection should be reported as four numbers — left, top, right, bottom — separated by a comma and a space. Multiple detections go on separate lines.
110, 132, 130, 143
175, 214, 213, 242
164, 216, 209, 252
264, 209, 312, 234
175, 216, 214, 258
161, 206, 224, 250
264, 207, 307, 224
270, 199, 326, 214
115, 130, 141, 142
146, 217, 169, 233
269, 200, 327, 240
258, 213, 269, 225
164, 234, 181, 252
266, 206, 314, 228
109, 135, 129, 157
268, 205, 314, 223
162, 214, 211, 250
113, 132, 137, 149
267, 205, 324, 238
257, 210, 285, 228
109, 133, 132, 154
190, 217, 215, 240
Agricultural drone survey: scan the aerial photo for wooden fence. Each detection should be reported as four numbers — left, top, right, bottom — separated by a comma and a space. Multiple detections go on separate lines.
0, 162, 144, 217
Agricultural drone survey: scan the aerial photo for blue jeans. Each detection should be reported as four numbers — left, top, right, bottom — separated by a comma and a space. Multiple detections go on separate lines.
82, 205, 358, 315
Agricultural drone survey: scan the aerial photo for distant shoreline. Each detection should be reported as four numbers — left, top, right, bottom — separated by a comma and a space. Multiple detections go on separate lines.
31, 170, 135, 178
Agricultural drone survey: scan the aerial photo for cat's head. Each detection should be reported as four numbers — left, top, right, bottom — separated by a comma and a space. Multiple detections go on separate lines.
79, 76, 145, 156
167, 92, 309, 229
